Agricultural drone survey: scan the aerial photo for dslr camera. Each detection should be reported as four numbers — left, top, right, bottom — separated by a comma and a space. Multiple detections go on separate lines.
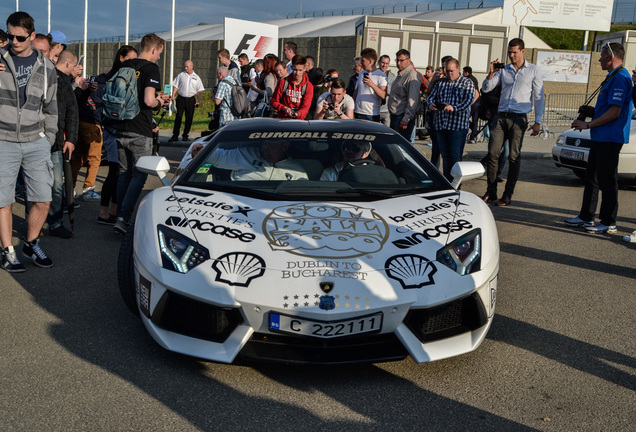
577, 105, 595, 121
328, 103, 335, 111
323, 74, 334, 84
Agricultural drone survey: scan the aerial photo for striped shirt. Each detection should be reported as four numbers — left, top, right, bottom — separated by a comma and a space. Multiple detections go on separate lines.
426, 75, 475, 131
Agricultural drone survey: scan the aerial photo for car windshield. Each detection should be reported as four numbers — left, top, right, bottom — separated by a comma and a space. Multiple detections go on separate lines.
178, 128, 449, 199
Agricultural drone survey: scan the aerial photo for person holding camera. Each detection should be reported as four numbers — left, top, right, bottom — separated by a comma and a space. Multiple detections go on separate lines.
426, 58, 475, 181
271, 54, 314, 120
314, 79, 354, 120
565, 42, 632, 234
481, 38, 544, 207
353, 48, 387, 122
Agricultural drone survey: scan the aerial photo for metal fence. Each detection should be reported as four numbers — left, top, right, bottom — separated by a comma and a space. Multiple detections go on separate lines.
542, 93, 597, 129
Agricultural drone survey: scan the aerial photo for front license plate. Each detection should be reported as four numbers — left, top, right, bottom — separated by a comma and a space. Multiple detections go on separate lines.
269, 313, 383, 338
561, 149, 584, 161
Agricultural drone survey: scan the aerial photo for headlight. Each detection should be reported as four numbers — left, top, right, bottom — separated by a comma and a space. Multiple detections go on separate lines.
557, 135, 567, 145
157, 225, 210, 273
436, 229, 481, 276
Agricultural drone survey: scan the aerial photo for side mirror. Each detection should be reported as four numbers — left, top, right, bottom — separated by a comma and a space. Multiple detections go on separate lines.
450, 161, 485, 189
136, 156, 172, 187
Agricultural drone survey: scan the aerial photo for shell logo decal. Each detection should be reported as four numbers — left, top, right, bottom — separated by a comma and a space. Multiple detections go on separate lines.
212, 252, 266, 287
384, 254, 437, 289
263, 203, 389, 258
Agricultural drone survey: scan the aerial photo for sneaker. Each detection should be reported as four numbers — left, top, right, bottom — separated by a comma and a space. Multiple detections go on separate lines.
564, 216, 595, 227
97, 215, 117, 226
114, 217, 129, 235
623, 229, 636, 243
1, 246, 26, 273
82, 187, 101, 201
182, 136, 190, 142
49, 225, 73, 238
22, 239, 53, 268
585, 223, 617, 234
168, 136, 179, 142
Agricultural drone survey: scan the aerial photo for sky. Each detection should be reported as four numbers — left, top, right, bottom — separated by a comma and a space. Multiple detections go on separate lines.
0, 0, 507, 42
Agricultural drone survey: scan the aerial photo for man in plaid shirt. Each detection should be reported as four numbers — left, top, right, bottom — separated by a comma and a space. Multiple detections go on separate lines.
426, 58, 475, 181
214, 67, 238, 128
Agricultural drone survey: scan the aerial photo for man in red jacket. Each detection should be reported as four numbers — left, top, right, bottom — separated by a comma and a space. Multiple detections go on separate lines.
271, 55, 314, 119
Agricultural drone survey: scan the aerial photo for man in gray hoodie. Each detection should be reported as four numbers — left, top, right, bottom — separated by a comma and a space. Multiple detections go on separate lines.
0, 12, 58, 272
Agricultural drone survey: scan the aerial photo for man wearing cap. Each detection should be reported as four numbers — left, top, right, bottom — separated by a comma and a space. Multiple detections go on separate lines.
48, 30, 66, 63
169, 60, 204, 142
320, 142, 372, 181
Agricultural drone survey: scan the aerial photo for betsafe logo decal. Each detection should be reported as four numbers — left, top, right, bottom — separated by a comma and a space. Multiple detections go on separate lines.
392, 220, 473, 249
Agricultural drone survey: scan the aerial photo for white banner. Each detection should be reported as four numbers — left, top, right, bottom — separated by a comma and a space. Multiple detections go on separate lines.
537, 51, 591, 83
224, 18, 278, 62
502, 0, 613, 32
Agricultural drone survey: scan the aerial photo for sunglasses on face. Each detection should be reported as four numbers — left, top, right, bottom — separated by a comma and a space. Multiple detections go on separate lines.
7, 33, 29, 42
343, 143, 363, 152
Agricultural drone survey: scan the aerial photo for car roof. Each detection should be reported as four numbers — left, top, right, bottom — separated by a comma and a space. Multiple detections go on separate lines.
220, 118, 397, 135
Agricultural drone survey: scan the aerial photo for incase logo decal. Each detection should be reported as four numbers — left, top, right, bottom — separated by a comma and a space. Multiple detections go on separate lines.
392, 219, 473, 249
165, 217, 256, 242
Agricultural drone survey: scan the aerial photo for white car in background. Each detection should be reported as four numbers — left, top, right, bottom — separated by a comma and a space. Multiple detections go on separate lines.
552, 110, 636, 183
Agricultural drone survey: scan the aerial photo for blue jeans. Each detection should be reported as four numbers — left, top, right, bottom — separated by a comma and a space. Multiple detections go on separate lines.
390, 113, 416, 143
47, 150, 64, 229
116, 131, 152, 222
436, 129, 468, 181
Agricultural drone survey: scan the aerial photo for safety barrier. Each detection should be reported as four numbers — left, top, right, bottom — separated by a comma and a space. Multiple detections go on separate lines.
542, 93, 596, 128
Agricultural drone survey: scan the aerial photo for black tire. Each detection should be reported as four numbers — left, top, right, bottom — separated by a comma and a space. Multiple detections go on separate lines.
117, 223, 140, 317
572, 169, 585, 179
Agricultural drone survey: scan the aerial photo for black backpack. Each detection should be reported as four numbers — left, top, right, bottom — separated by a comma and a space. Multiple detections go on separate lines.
478, 84, 501, 122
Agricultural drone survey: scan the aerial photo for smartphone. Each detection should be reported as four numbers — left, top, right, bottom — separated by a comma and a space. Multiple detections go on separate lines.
89, 75, 96, 84
77, 55, 84, 66
163, 84, 172, 97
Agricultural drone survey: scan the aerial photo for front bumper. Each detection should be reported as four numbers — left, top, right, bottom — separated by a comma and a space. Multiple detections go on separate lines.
133, 246, 498, 364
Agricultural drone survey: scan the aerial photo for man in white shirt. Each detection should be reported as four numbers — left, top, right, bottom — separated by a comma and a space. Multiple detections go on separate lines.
353, 48, 387, 122
170, 60, 205, 142
314, 79, 354, 120
209, 140, 308, 181
378, 54, 396, 127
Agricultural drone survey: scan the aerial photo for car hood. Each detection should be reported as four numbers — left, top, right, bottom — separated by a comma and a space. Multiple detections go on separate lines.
134, 185, 498, 313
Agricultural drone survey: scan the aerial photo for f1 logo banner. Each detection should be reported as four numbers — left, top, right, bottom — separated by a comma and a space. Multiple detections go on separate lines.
224, 18, 278, 61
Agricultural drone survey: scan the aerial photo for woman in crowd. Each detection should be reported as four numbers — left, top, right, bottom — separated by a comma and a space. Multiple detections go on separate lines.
97, 45, 138, 225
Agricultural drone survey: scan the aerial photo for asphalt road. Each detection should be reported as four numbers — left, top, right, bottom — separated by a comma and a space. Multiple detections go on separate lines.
0, 146, 634, 431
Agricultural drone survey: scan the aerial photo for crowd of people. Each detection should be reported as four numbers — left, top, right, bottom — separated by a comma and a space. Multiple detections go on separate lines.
1, 10, 634, 273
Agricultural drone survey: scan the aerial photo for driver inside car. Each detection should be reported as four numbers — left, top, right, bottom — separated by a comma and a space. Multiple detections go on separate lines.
208, 139, 308, 181
320, 141, 373, 181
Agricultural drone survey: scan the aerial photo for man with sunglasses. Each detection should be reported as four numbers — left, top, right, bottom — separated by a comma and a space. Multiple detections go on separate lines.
320, 141, 372, 181
566, 42, 632, 235
0, 12, 58, 272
